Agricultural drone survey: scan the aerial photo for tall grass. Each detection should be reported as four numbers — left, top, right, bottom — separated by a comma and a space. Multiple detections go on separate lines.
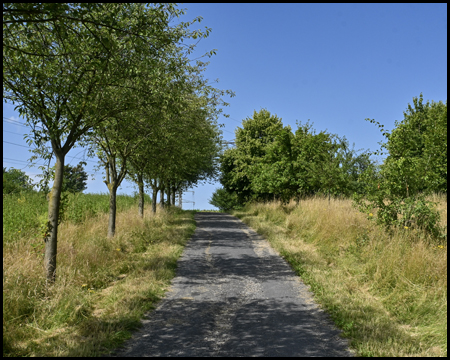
232, 194, 447, 357
3, 192, 146, 244
3, 191, 47, 243
3, 192, 195, 357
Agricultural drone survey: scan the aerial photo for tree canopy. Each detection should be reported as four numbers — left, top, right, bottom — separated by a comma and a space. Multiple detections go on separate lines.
214, 109, 372, 208
3, 167, 36, 194
3, 3, 233, 282
354, 94, 447, 238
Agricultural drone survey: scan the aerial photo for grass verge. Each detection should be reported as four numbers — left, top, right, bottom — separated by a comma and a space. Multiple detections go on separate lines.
3, 205, 195, 357
232, 195, 447, 357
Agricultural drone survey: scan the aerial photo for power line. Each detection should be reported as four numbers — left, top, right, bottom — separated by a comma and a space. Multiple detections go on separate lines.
3, 140, 31, 148
3, 158, 103, 176
3, 129, 26, 135
3, 157, 44, 165
226, 116, 242, 124
3, 117, 27, 127
3, 160, 38, 167
3, 117, 43, 129
3, 141, 98, 164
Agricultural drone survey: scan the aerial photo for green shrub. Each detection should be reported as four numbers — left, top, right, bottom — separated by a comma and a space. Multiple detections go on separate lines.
208, 187, 243, 211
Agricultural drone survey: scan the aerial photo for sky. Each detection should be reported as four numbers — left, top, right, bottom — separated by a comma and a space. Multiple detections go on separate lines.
3, 3, 447, 210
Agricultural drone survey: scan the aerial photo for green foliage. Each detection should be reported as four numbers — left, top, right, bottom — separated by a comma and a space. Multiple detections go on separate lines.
219, 110, 372, 205
62, 193, 137, 224
353, 94, 447, 240
209, 187, 242, 211
3, 192, 138, 244
354, 190, 444, 240
132, 191, 152, 204
3, 167, 35, 194
3, 192, 48, 243
39, 162, 88, 196
59, 162, 88, 193
220, 109, 290, 204
384, 95, 447, 194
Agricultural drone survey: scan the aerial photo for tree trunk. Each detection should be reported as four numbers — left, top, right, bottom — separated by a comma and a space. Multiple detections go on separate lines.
171, 186, 176, 206
178, 189, 182, 208
138, 173, 144, 218
160, 186, 165, 208
152, 187, 158, 213
166, 186, 171, 206
44, 151, 65, 283
108, 184, 118, 238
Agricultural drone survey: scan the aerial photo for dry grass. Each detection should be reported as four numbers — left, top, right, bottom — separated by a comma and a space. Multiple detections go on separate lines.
232, 194, 447, 357
3, 205, 196, 357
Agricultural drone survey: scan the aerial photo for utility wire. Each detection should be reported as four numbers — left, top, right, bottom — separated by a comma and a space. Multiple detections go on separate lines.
226, 116, 242, 124
3, 129, 25, 135
3, 117, 43, 129
3, 157, 44, 165
3, 117, 27, 126
3, 140, 31, 148
222, 129, 235, 135
3, 141, 98, 163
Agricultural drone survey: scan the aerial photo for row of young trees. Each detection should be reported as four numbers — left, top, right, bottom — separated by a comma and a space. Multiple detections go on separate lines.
3, 3, 233, 282
211, 97, 447, 240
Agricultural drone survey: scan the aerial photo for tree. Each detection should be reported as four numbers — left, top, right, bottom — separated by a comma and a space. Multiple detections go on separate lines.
48, 162, 88, 193
354, 94, 447, 238
250, 125, 296, 202
219, 111, 374, 207
3, 167, 35, 194
220, 109, 285, 204
381, 94, 447, 195
123, 58, 230, 216
102, 59, 227, 224
209, 187, 242, 211
62, 162, 88, 193
3, 3, 211, 282
333, 138, 373, 196
291, 122, 337, 198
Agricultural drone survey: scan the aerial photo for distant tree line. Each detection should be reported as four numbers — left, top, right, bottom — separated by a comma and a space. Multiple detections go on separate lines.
211, 96, 447, 240
3, 162, 88, 195
211, 108, 372, 209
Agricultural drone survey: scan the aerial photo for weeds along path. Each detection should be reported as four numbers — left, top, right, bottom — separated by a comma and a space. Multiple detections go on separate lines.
113, 212, 352, 357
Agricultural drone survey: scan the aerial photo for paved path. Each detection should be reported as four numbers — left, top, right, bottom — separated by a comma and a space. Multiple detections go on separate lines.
114, 212, 352, 357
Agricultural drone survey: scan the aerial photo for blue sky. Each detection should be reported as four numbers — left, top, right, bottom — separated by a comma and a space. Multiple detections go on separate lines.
3, 3, 447, 210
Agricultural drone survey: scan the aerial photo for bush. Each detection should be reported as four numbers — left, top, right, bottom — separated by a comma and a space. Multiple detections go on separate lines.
3, 167, 36, 194
209, 187, 243, 211
354, 95, 447, 242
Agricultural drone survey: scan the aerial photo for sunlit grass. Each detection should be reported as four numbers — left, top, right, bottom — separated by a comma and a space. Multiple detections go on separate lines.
232, 194, 447, 357
2, 191, 143, 244
3, 199, 195, 357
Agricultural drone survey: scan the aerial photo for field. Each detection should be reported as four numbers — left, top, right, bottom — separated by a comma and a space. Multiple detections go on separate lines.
3, 192, 141, 244
232, 194, 447, 357
3, 192, 447, 356
3, 192, 196, 357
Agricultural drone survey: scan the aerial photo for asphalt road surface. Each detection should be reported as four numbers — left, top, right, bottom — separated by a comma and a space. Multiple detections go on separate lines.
113, 212, 353, 357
